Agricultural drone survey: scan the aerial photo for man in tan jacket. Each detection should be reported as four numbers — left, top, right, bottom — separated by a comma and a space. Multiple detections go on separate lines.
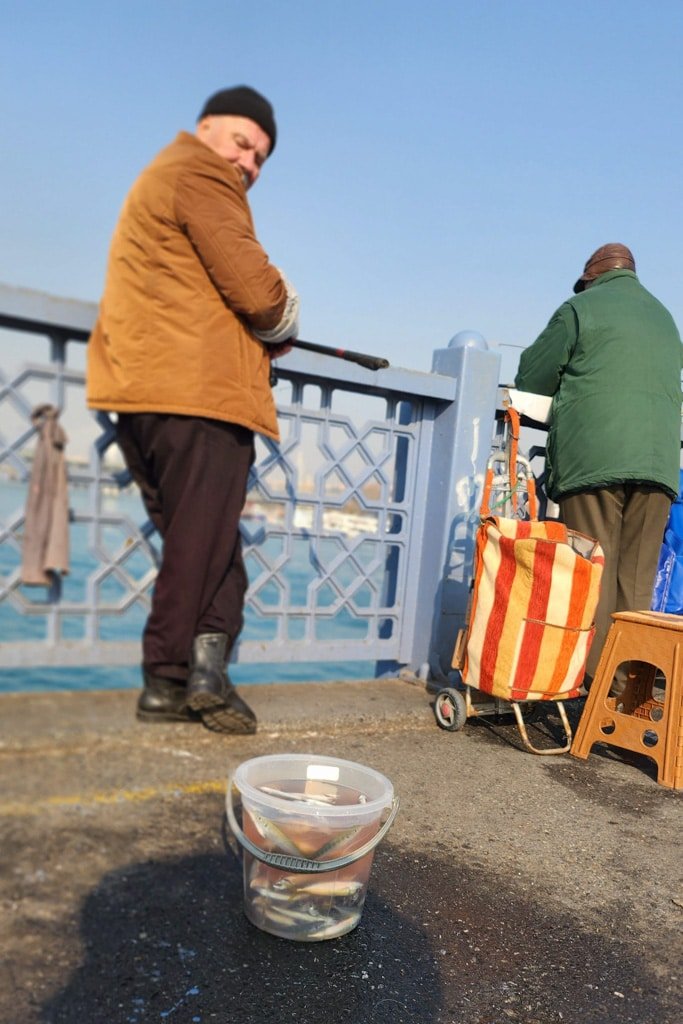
87, 86, 299, 733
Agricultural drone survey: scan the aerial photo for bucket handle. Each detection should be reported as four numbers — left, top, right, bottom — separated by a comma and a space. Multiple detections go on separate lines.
225, 778, 399, 874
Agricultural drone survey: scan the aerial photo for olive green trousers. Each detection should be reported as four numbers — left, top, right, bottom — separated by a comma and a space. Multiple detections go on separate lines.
560, 484, 671, 684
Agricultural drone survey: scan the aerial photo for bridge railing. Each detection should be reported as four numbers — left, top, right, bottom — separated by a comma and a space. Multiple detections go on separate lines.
0, 283, 506, 683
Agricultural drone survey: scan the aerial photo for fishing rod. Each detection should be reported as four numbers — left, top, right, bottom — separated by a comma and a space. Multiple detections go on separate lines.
290, 339, 389, 371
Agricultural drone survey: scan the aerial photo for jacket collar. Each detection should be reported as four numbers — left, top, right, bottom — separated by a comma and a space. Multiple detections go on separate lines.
589, 269, 639, 289
174, 131, 246, 191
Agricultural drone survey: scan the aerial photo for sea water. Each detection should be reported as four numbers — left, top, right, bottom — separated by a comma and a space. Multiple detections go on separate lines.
0, 480, 376, 692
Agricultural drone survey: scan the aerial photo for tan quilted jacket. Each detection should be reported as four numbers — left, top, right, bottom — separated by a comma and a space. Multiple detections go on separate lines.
86, 132, 287, 439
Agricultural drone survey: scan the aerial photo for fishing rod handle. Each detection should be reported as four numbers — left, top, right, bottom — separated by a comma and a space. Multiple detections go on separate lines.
341, 349, 390, 371
292, 339, 389, 371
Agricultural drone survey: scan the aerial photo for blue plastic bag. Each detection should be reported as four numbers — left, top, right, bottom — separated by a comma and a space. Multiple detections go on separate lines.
651, 470, 683, 614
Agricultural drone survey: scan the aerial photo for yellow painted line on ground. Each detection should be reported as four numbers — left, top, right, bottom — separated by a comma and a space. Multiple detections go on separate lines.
0, 779, 227, 817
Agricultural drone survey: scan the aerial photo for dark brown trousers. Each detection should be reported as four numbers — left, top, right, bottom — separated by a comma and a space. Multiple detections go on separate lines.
116, 414, 254, 681
560, 484, 671, 679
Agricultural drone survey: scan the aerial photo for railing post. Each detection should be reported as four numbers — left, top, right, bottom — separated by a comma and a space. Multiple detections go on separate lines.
399, 331, 501, 683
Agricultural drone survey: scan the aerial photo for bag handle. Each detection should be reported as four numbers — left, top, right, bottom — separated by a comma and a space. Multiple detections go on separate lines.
505, 406, 521, 513
225, 779, 400, 873
480, 406, 537, 520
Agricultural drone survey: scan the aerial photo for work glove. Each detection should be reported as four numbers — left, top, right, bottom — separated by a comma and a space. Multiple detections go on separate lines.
253, 270, 300, 345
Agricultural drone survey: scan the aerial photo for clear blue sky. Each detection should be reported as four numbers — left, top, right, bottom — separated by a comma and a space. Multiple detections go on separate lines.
1, 0, 681, 383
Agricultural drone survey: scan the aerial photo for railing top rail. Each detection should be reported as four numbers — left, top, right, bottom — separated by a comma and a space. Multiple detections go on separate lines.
0, 282, 94, 339
276, 351, 457, 400
0, 282, 459, 401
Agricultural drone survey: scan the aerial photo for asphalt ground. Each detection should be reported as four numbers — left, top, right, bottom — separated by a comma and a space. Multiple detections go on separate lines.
0, 679, 681, 1024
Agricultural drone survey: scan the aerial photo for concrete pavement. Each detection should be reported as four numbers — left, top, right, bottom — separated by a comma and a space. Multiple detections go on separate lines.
0, 679, 681, 1023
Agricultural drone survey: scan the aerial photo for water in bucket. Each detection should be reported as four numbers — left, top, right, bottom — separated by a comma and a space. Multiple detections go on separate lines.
228, 754, 396, 941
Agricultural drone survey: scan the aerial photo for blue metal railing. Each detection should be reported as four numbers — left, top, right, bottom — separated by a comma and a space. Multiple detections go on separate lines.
0, 283, 503, 682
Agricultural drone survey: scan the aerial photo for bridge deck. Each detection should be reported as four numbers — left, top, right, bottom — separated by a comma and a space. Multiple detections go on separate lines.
1, 680, 680, 1023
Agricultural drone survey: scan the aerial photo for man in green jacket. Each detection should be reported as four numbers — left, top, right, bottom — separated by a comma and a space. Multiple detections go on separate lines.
515, 243, 682, 690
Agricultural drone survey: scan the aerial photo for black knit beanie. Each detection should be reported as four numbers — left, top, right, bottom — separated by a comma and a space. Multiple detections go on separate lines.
197, 86, 277, 153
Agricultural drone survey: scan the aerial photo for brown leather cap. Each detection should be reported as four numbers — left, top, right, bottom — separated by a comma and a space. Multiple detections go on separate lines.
573, 243, 636, 293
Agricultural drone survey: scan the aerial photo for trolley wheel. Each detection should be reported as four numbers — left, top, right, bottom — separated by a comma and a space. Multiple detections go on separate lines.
434, 688, 467, 732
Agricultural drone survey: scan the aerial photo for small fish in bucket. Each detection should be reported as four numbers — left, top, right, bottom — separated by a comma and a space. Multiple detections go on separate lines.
226, 753, 398, 941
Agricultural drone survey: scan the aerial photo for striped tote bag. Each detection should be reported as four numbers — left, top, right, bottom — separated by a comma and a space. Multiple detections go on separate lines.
460, 409, 604, 702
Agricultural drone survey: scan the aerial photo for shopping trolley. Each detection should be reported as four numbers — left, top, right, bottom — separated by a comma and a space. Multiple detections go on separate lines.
434, 406, 604, 754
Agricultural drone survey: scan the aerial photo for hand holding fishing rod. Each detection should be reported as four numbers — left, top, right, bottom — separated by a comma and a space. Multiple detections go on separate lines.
254, 277, 388, 371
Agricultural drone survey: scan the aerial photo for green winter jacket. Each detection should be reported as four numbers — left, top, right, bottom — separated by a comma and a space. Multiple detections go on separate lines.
514, 270, 682, 502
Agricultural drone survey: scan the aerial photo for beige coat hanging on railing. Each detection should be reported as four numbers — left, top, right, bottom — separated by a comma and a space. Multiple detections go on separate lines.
20, 404, 70, 585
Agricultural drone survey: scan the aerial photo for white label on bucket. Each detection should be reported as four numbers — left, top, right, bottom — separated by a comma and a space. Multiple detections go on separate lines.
306, 764, 340, 783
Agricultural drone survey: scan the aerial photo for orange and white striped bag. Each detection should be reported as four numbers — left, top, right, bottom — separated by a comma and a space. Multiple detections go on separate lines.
459, 409, 604, 702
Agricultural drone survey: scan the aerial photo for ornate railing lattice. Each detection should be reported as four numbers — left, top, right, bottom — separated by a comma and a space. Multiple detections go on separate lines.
0, 284, 504, 680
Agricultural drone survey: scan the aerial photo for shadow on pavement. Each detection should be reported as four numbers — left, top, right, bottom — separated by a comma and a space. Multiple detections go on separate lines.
460, 701, 660, 785
41, 843, 442, 1024
40, 836, 676, 1024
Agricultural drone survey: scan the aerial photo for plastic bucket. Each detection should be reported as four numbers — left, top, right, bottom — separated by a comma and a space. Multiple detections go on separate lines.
226, 753, 397, 941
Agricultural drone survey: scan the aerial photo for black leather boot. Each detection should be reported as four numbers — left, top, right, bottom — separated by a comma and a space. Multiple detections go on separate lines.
136, 671, 200, 723
186, 633, 257, 734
